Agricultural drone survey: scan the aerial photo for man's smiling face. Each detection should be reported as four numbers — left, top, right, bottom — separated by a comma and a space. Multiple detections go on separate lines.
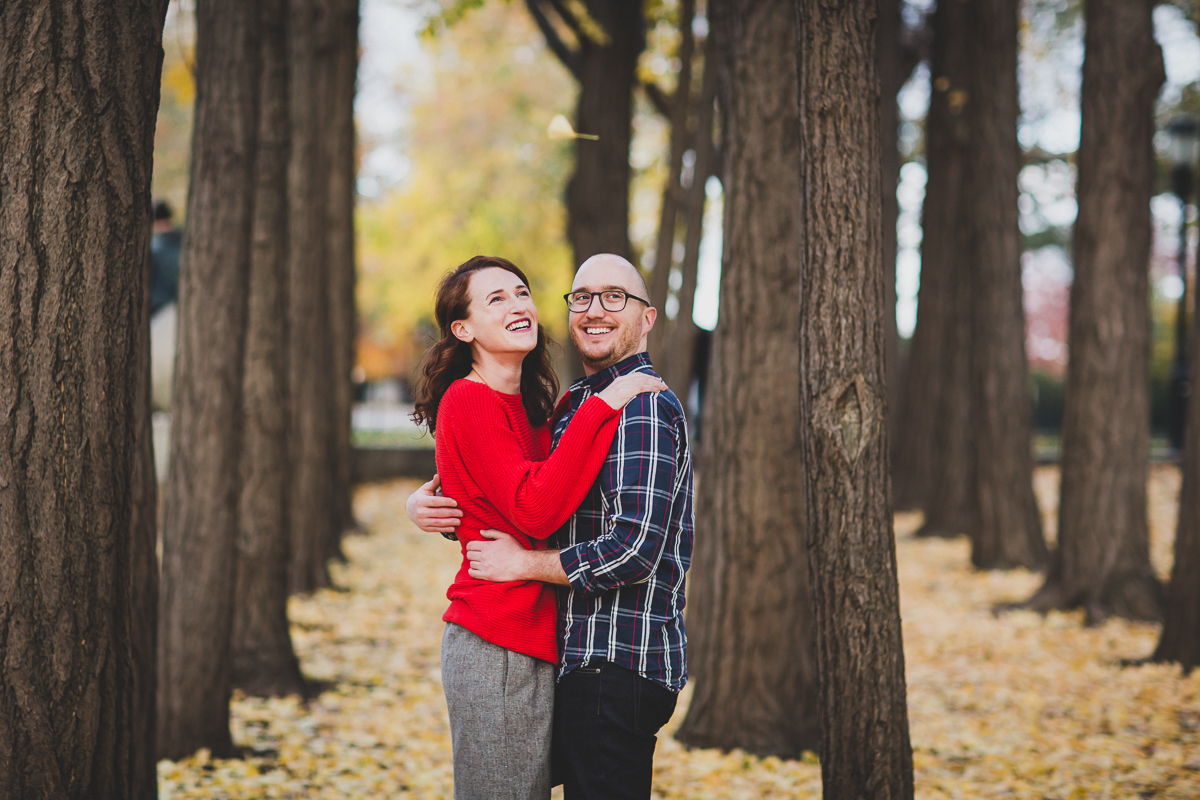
569, 254, 657, 374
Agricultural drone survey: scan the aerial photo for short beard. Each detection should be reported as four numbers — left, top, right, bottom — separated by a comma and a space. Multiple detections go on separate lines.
571, 324, 641, 371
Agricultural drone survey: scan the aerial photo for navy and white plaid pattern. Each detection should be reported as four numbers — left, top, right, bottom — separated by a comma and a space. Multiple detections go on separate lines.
552, 353, 694, 692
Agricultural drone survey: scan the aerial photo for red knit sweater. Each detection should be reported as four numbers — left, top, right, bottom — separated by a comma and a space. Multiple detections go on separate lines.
434, 379, 621, 663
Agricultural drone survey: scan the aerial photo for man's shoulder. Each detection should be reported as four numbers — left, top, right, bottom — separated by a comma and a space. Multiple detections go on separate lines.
619, 384, 685, 425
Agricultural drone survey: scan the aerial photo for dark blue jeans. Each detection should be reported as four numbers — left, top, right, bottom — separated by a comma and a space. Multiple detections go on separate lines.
552, 660, 678, 800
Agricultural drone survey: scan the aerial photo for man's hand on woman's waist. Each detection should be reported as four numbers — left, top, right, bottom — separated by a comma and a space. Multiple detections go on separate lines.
406, 473, 463, 535
467, 530, 570, 586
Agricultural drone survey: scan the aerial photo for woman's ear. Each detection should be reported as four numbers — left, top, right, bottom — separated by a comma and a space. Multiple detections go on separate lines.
451, 320, 473, 343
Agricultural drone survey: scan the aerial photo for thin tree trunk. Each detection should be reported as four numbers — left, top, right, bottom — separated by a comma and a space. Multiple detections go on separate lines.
0, 4, 167, 794
288, 0, 337, 594
232, 0, 307, 698
130, 188, 161, 800
660, 46, 717, 400
1028, 0, 1163, 625
647, 0, 695, 366
159, 0, 260, 760
963, 0, 1047, 571
794, 0, 914, 795
326, 0, 360, 543
675, 0, 819, 758
898, 0, 972, 536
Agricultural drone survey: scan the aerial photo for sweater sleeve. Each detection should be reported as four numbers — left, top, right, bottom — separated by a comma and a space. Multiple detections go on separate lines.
446, 385, 621, 539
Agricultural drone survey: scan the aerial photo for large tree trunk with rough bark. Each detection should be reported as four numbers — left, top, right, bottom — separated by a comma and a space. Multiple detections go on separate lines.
0, 4, 166, 795
159, 0, 260, 760
675, 0, 819, 758
1027, 0, 1163, 625
962, 0, 1046, 571
232, 0, 307, 698
896, 0, 972, 535
288, 0, 338, 594
794, 1, 914, 796
327, 0, 359, 542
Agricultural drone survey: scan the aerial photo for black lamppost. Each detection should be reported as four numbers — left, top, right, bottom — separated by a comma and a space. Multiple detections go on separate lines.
1168, 115, 1199, 451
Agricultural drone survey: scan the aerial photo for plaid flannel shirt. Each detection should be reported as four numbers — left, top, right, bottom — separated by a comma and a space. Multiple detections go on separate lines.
552, 352, 694, 692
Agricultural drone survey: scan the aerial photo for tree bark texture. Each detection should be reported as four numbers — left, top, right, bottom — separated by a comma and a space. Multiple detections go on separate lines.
0, 4, 166, 796
326, 0, 360, 542
288, 0, 338, 594
674, 0, 819, 758
129, 186, 161, 800
233, 0, 307, 698
877, 0, 902, 456
159, 0, 260, 760
1025, 0, 1164, 625
894, 0, 972, 535
963, 0, 1046, 571
794, 1, 914, 796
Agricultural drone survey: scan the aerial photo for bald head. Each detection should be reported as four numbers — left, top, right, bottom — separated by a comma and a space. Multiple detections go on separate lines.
575, 253, 650, 304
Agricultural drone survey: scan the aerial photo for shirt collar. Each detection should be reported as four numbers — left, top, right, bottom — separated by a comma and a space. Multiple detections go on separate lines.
570, 352, 654, 397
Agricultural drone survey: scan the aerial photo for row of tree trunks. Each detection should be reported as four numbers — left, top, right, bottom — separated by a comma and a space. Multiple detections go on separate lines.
794, 0, 914, 795
1027, 0, 1164, 625
287, 0, 339, 594
675, 0, 819, 758
233, 0, 308, 698
158, 0, 262, 760
963, 0, 1046, 571
0, 3, 168, 795
895, 0, 972, 536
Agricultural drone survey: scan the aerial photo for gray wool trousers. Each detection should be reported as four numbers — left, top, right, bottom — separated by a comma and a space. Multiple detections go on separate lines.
441, 622, 556, 800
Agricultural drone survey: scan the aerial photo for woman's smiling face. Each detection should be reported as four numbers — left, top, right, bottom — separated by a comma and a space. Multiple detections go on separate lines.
451, 266, 540, 357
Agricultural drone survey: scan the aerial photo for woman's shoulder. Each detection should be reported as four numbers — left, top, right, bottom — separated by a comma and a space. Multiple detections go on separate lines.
440, 378, 506, 417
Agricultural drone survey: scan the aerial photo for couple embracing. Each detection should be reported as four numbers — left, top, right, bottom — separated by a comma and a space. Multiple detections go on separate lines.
407, 253, 694, 800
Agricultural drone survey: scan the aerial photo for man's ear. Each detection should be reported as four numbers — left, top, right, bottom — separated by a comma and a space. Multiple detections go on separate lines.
642, 306, 658, 335
451, 320, 473, 343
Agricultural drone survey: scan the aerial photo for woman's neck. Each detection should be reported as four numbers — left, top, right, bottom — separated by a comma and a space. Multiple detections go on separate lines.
468, 351, 523, 394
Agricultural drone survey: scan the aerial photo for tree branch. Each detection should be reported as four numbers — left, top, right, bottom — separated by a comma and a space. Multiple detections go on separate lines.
544, 0, 585, 40
523, 0, 581, 80
641, 79, 672, 117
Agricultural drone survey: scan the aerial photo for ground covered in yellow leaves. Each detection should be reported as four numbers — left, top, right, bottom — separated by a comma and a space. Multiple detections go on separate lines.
159, 467, 1200, 799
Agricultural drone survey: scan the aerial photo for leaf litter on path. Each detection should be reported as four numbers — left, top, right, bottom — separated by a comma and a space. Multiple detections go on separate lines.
160, 468, 1200, 798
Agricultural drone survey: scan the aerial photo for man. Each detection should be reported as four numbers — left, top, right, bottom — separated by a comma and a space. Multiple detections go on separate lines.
408, 253, 694, 800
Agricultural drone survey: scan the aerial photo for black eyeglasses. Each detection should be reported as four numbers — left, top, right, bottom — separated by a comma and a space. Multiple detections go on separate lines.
564, 290, 651, 313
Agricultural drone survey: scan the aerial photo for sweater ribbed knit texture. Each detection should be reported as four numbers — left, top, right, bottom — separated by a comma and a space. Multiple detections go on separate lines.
435, 379, 621, 663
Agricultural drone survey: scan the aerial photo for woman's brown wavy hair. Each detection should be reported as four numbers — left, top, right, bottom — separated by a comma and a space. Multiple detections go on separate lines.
411, 256, 558, 435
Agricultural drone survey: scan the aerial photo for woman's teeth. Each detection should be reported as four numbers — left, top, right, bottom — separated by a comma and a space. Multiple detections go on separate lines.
506, 320, 531, 331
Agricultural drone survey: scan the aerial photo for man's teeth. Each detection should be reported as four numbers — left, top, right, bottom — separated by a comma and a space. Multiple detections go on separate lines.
585, 327, 612, 335
506, 320, 531, 331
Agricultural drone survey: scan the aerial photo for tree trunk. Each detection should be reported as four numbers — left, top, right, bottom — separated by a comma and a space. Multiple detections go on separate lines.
1027, 0, 1163, 625
794, 0, 914, 796
878, 0, 902, 461
962, 0, 1047, 571
660, 44, 717, 400
675, 0, 819, 758
0, 4, 166, 795
130, 183, 161, 800
158, 0, 260, 760
647, 0, 696, 367
326, 0, 360, 542
232, 0, 307, 698
288, 0, 338, 594
896, 0, 973, 535
556, 0, 644, 382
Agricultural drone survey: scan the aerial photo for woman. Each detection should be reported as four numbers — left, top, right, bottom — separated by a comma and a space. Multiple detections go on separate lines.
410, 255, 664, 800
